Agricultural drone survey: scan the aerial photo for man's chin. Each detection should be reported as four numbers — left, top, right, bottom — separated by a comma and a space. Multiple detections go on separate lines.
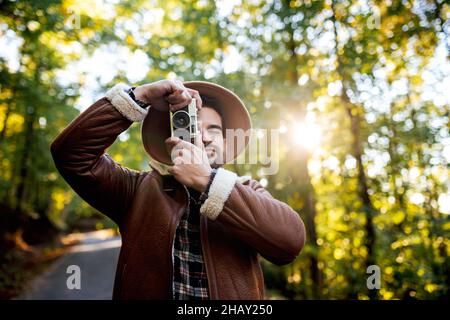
207, 152, 224, 168
207, 155, 217, 166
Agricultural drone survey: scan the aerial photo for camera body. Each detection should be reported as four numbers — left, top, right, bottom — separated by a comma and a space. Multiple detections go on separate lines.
170, 99, 199, 145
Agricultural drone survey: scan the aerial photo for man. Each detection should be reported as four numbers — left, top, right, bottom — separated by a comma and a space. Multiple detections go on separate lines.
50, 79, 306, 300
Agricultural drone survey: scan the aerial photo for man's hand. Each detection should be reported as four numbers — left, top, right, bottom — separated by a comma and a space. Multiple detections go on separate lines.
165, 136, 212, 192
132, 79, 202, 111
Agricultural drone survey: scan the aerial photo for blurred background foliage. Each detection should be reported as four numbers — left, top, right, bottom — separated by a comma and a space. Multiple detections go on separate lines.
0, 0, 449, 299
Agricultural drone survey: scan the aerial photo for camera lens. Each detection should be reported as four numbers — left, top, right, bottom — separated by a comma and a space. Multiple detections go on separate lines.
172, 110, 191, 129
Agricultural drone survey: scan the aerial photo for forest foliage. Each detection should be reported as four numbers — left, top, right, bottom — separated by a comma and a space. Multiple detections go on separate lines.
0, 0, 449, 299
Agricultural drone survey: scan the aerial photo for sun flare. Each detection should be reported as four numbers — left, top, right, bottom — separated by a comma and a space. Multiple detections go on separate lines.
291, 122, 322, 150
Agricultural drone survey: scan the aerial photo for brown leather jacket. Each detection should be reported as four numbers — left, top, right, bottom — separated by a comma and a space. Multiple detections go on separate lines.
50, 95, 306, 300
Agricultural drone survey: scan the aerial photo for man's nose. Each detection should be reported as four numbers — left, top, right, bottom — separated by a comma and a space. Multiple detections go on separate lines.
201, 129, 213, 145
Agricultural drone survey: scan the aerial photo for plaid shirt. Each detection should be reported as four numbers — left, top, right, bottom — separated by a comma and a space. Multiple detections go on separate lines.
173, 188, 209, 299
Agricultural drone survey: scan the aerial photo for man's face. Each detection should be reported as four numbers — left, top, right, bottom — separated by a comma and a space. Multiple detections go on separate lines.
197, 106, 224, 167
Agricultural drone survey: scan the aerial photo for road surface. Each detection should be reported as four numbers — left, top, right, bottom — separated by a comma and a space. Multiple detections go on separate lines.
17, 230, 121, 300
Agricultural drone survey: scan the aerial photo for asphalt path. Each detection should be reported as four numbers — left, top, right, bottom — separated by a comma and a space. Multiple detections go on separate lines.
17, 231, 121, 300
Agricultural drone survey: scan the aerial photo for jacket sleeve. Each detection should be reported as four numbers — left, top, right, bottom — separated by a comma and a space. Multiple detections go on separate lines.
200, 168, 306, 266
50, 84, 148, 225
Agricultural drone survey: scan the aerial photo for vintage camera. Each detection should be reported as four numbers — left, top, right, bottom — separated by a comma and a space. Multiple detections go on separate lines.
170, 99, 199, 145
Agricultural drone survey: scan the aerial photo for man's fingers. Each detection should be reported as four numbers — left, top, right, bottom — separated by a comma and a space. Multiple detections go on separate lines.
187, 89, 202, 109
167, 92, 193, 111
167, 88, 191, 100
165, 136, 205, 166
166, 89, 184, 104
165, 80, 194, 111
165, 136, 181, 147
175, 138, 195, 150
165, 136, 195, 151
166, 81, 202, 111
168, 79, 185, 93
170, 99, 193, 110
194, 131, 205, 150
172, 156, 184, 166
166, 137, 183, 159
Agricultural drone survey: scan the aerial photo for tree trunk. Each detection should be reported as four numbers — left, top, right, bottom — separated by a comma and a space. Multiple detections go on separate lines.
0, 103, 12, 143
282, 1, 322, 297
331, 1, 377, 299
341, 90, 378, 299
14, 106, 35, 213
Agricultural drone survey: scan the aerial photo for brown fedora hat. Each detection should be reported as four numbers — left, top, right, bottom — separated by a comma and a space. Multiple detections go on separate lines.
141, 81, 252, 165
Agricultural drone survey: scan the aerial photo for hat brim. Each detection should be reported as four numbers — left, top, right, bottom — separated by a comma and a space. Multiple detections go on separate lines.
141, 81, 252, 165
